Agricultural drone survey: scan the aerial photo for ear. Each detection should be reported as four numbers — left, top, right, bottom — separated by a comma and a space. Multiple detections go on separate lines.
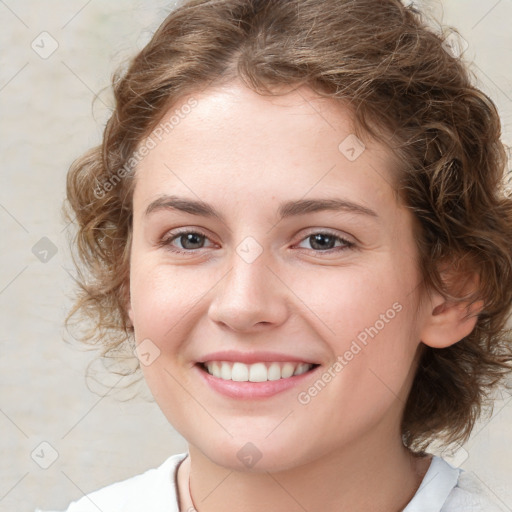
420, 270, 484, 349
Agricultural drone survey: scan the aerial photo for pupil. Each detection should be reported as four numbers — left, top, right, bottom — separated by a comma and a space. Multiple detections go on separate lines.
178, 233, 336, 251
182, 233, 203, 249
311, 234, 334, 250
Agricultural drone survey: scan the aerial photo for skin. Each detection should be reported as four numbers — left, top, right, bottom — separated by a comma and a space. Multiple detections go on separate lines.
126, 80, 480, 511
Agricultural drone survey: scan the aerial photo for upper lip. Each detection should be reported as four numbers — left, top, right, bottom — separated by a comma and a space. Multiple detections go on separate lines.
197, 350, 320, 365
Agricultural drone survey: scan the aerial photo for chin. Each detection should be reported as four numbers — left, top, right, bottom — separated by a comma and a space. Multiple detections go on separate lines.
191, 434, 315, 474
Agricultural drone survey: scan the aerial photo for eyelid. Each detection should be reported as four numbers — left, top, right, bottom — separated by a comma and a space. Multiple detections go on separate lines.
159, 227, 215, 250
159, 226, 356, 254
296, 227, 355, 245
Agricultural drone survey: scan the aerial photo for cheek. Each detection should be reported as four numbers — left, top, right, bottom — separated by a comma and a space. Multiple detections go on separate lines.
293, 275, 420, 446
128, 259, 204, 348
128, 261, 209, 426
288, 259, 418, 347
291, 256, 421, 398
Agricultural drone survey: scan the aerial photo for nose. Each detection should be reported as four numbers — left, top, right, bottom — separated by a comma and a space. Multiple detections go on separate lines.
207, 250, 289, 333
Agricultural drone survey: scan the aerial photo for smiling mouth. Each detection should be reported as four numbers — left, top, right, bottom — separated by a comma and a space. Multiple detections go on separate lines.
199, 361, 319, 382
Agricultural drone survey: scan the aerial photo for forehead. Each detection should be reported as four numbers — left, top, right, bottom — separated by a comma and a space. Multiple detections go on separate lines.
150, 81, 362, 156
132, 80, 400, 216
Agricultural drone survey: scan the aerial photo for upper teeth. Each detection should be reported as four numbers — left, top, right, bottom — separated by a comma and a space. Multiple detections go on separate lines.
204, 361, 313, 382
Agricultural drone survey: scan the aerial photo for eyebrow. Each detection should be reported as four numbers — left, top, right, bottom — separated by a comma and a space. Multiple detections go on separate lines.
144, 195, 378, 222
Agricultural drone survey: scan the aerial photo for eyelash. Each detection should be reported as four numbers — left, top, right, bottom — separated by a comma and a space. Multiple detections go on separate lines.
158, 228, 355, 255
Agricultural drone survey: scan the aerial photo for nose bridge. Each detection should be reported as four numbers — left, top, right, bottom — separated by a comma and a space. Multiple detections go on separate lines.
208, 239, 288, 331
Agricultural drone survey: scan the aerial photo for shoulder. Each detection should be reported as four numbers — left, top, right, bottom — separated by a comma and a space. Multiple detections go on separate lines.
404, 456, 503, 512
441, 469, 504, 512
35, 452, 187, 512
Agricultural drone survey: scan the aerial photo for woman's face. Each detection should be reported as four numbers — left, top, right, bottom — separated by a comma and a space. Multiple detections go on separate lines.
127, 81, 430, 471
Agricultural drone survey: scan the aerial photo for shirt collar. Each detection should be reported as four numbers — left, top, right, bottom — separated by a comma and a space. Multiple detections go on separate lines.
403, 456, 461, 512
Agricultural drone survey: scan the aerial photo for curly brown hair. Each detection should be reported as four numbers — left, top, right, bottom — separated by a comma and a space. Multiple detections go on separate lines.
63, 0, 512, 454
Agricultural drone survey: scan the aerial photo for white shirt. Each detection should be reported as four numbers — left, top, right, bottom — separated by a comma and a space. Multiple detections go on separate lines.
35, 453, 502, 512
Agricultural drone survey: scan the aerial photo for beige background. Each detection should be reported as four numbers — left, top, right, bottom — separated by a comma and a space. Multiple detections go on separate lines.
1, 1, 511, 511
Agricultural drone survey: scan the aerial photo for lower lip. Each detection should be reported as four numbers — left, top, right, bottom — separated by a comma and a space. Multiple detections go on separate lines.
194, 364, 320, 399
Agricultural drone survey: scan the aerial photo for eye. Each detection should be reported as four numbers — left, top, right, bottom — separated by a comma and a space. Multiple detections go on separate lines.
158, 229, 355, 255
295, 231, 355, 253
158, 229, 214, 254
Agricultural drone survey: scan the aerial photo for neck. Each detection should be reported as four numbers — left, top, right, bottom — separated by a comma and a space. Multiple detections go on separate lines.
178, 427, 431, 512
